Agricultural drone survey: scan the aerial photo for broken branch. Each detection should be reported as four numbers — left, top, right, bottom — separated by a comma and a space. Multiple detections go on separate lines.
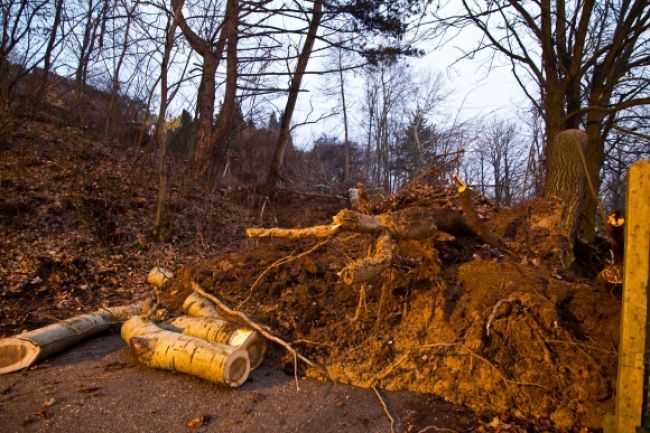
451, 174, 507, 252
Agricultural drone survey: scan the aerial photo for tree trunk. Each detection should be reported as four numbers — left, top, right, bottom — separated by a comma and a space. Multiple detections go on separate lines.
36, 0, 64, 105
211, 0, 239, 161
193, 55, 218, 177
264, 0, 323, 193
581, 115, 606, 242
542, 129, 588, 266
338, 48, 350, 183
152, 13, 178, 240
171, 0, 227, 178
542, 89, 567, 176
104, 2, 136, 136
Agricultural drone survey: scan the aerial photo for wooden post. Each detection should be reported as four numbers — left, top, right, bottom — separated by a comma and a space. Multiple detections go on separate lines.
613, 160, 650, 433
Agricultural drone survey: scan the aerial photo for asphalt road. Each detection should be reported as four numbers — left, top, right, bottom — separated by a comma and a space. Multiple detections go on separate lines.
0, 332, 474, 433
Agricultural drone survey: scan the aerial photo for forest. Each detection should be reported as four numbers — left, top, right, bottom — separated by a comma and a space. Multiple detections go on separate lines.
1, 1, 650, 432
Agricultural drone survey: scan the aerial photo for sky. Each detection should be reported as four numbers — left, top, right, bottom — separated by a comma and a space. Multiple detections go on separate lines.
289, 25, 530, 148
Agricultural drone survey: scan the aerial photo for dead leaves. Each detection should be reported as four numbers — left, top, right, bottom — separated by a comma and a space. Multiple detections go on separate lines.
21, 396, 56, 426
186, 414, 210, 428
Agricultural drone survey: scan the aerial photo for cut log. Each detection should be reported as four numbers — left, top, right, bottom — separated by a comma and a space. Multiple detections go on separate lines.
348, 183, 372, 214
121, 316, 250, 387
183, 292, 220, 317
604, 210, 625, 264
147, 267, 173, 289
0, 301, 147, 375
168, 315, 267, 369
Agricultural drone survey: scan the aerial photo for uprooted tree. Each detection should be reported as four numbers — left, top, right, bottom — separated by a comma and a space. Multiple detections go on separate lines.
150, 176, 620, 429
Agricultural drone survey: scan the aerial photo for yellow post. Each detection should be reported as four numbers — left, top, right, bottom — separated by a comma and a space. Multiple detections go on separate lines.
614, 160, 650, 433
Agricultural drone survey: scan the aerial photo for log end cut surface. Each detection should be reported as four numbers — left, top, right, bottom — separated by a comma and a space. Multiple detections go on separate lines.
224, 348, 250, 387
231, 330, 267, 370
0, 338, 40, 375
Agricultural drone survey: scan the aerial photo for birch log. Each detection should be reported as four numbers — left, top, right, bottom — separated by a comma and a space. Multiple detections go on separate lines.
0, 301, 146, 374
121, 316, 250, 387
168, 315, 267, 369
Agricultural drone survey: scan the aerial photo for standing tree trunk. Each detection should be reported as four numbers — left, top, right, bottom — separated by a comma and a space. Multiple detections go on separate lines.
193, 54, 218, 176
104, 0, 136, 137
75, 0, 108, 100
152, 12, 178, 240
36, 0, 64, 105
171, 0, 227, 178
211, 0, 239, 163
542, 129, 588, 266
264, 0, 323, 193
338, 47, 350, 183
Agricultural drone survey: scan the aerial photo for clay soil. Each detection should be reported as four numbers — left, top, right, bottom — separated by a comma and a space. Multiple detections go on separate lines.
1, 117, 620, 432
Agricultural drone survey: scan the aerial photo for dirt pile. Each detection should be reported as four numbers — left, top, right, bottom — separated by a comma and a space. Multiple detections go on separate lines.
163, 180, 619, 430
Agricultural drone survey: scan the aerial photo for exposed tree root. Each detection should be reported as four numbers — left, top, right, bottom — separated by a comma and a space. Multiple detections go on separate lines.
372, 385, 397, 433
339, 235, 394, 285
350, 283, 368, 322
485, 297, 516, 337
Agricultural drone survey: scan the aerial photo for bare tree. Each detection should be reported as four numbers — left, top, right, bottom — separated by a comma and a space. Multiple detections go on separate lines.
0, 0, 49, 95
36, 0, 65, 104
103, 0, 138, 135
74, 0, 110, 99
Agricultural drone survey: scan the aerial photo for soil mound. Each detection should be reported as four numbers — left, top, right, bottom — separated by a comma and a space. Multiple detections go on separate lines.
162, 181, 619, 429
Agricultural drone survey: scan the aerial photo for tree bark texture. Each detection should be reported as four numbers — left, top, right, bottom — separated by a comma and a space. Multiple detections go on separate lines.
211, 0, 239, 160
542, 129, 588, 264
